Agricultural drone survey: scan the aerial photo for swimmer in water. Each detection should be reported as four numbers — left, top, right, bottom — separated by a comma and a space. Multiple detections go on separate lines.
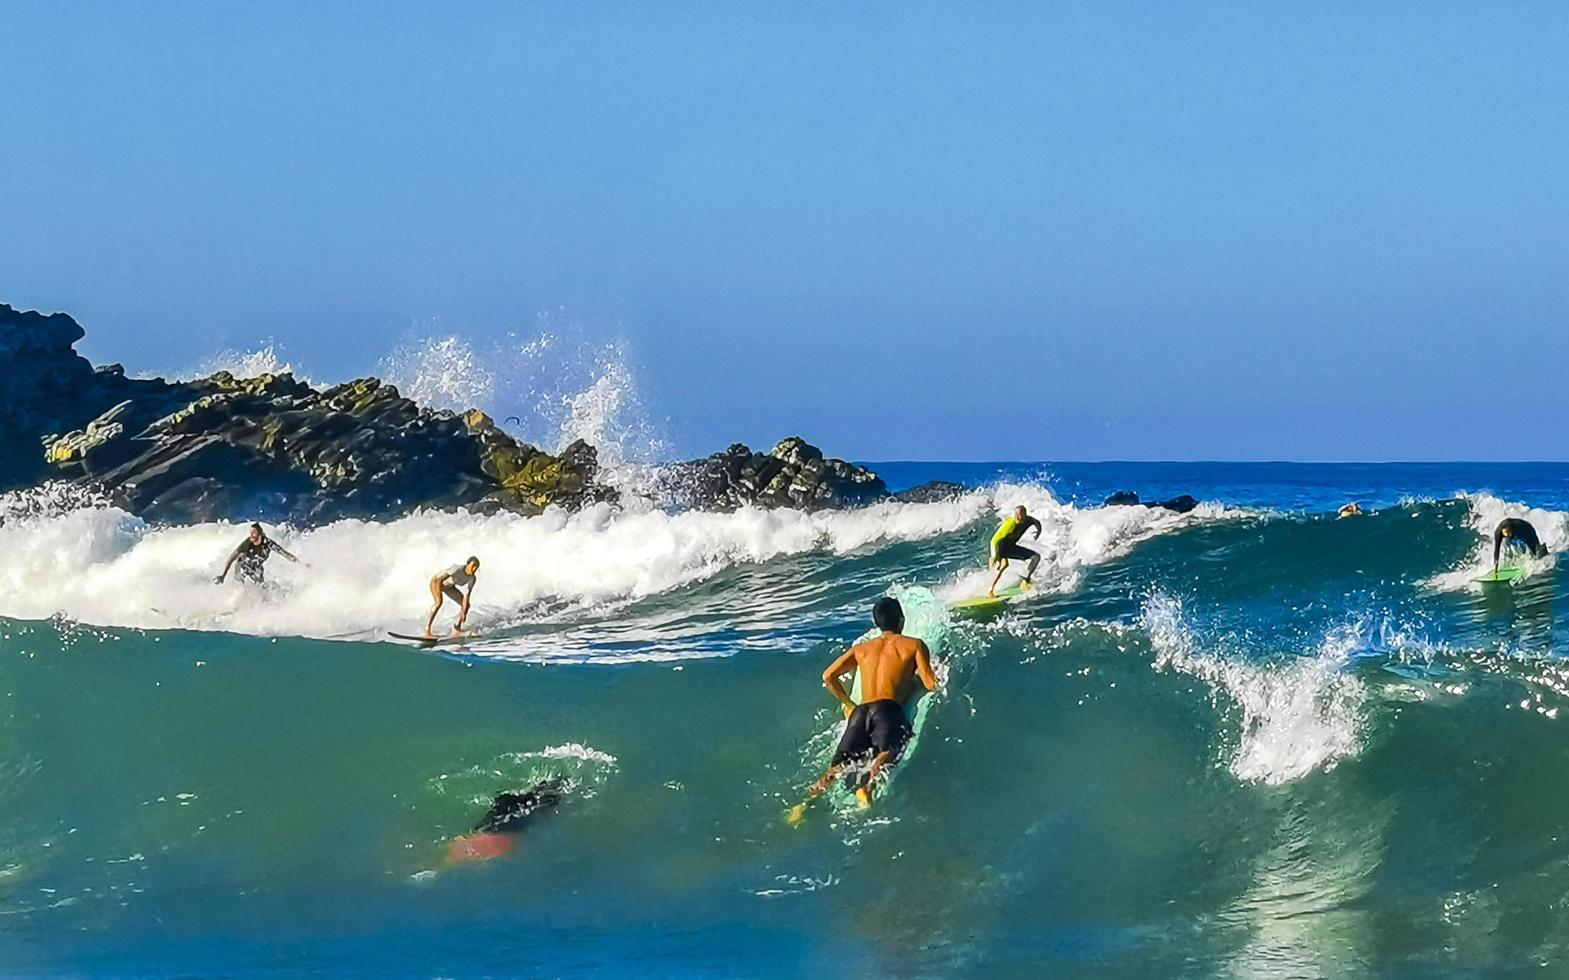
445, 778, 567, 865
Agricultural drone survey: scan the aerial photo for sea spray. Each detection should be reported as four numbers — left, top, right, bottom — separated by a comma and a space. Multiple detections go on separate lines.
1141, 594, 1366, 785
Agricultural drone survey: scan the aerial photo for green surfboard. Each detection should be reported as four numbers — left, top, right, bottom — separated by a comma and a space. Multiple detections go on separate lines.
951, 582, 1032, 614
1475, 565, 1525, 584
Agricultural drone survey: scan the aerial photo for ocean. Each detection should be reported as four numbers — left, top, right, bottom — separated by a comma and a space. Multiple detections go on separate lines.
3, 461, 1568, 977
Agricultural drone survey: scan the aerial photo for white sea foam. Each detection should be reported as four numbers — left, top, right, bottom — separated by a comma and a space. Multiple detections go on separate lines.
937, 483, 1240, 601
0, 482, 1209, 661
1141, 595, 1366, 785
1427, 493, 1566, 591
156, 342, 311, 385
0, 491, 976, 643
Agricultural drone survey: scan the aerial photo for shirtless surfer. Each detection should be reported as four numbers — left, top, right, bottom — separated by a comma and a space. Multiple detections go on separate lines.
788, 597, 938, 824
426, 557, 479, 637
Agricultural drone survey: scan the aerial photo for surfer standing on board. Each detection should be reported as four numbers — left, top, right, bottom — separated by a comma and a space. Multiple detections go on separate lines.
789, 597, 938, 823
426, 557, 480, 637
1494, 518, 1548, 569
215, 523, 298, 584
987, 505, 1043, 597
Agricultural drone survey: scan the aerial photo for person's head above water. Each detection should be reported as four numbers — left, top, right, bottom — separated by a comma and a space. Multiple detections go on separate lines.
873, 596, 905, 633
248, 523, 264, 544
465, 556, 480, 574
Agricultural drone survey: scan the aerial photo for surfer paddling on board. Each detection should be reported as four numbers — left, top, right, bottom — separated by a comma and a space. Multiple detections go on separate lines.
987, 505, 1043, 597
426, 557, 479, 638
1494, 518, 1548, 570
788, 597, 937, 824
215, 523, 298, 585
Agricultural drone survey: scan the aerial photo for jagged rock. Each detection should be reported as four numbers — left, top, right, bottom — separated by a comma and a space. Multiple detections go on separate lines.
1104, 490, 1199, 513
663, 436, 886, 511
893, 480, 967, 503
2, 301, 888, 524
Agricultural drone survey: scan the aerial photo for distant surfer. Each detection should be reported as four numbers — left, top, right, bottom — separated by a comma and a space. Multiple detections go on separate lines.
445, 778, 566, 865
789, 597, 938, 823
1338, 502, 1364, 518
1494, 518, 1548, 569
987, 505, 1043, 597
426, 557, 480, 637
215, 523, 298, 584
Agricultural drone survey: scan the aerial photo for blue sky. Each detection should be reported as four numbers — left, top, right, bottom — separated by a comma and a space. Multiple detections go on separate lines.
2, 2, 1565, 460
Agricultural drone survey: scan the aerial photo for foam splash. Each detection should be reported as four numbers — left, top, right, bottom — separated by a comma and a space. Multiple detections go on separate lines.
157, 341, 310, 385
1141, 595, 1366, 785
379, 334, 495, 414
938, 482, 1239, 600
0, 495, 982, 646
1427, 493, 1565, 591
379, 317, 666, 494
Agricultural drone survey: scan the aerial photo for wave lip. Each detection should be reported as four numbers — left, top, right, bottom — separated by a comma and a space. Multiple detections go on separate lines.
1142, 594, 1366, 786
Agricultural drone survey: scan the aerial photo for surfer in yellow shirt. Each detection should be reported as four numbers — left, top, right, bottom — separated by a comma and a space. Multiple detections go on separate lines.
987, 505, 1043, 597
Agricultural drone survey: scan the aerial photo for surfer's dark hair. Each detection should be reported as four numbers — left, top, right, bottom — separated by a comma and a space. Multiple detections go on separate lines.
249, 523, 263, 534
475, 779, 565, 833
873, 597, 904, 632
467, 556, 480, 568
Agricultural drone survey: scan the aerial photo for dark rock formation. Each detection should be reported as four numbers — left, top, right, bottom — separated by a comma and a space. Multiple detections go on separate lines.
1, 303, 610, 523
2, 302, 889, 523
893, 480, 968, 504
661, 437, 886, 511
1103, 490, 1200, 514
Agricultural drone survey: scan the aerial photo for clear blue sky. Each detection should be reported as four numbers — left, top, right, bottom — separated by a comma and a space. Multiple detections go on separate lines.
3, 2, 1566, 460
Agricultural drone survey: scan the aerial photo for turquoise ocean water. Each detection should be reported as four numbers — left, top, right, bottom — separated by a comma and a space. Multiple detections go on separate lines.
4, 462, 1569, 977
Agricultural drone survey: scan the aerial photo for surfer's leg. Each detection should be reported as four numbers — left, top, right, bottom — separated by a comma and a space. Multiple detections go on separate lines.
987, 559, 1007, 597
1024, 551, 1041, 585
424, 578, 445, 637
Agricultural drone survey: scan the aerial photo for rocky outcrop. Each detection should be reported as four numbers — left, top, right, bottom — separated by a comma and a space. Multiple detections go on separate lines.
892, 480, 968, 504
661, 437, 886, 511
2, 302, 887, 524
1104, 490, 1199, 514
1, 304, 610, 523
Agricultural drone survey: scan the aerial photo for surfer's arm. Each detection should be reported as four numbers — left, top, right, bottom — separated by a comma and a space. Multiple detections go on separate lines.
215, 546, 241, 583
988, 524, 1007, 563
1027, 517, 1042, 539
914, 641, 937, 692
271, 542, 299, 563
821, 650, 858, 714
1493, 532, 1502, 568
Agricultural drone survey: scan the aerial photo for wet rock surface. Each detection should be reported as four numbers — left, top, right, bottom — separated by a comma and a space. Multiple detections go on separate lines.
2, 303, 887, 523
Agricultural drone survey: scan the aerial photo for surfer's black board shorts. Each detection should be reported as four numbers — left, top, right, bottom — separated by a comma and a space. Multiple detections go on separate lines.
996, 543, 1036, 562
832, 699, 913, 766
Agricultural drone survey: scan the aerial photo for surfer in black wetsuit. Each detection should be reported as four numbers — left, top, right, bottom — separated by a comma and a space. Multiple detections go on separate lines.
215, 523, 298, 584
1494, 518, 1548, 568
